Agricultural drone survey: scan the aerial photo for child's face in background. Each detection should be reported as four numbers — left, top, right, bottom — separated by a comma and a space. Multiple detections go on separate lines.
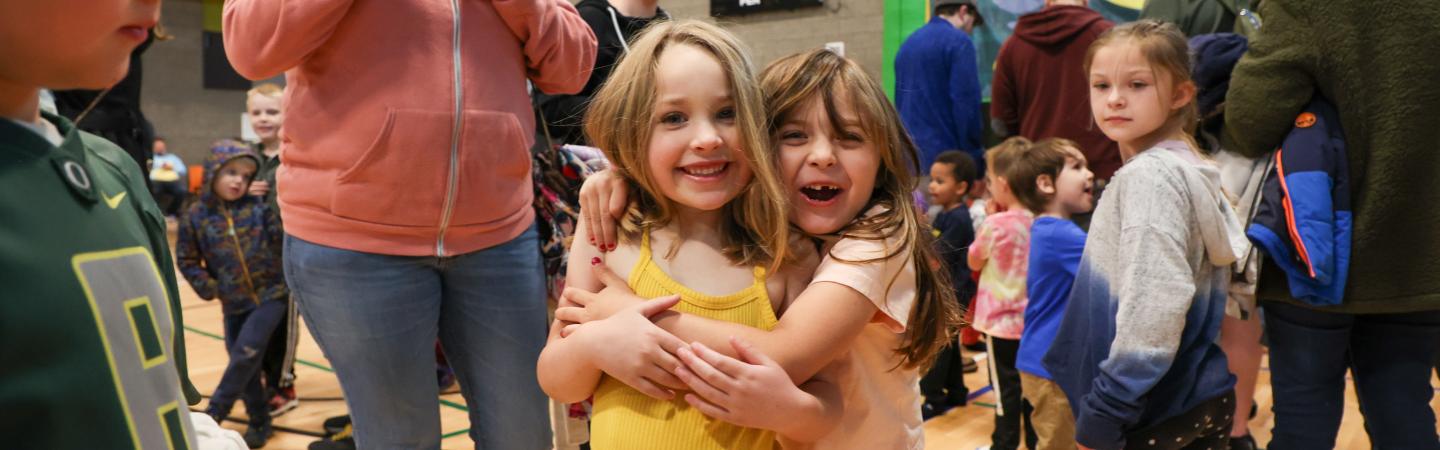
928, 162, 967, 210
213, 159, 257, 202
0, 0, 158, 91
1088, 41, 1180, 147
247, 94, 284, 143
778, 94, 880, 235
1052, 151, 1095, 216
644, 43, 753, 213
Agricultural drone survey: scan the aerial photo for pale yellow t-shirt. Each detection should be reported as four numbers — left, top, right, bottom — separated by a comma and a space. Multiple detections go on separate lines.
787, 221, 922, 450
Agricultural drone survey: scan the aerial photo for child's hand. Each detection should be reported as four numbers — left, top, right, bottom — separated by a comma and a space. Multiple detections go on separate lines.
565, 296, 688, 399
985, 197, 1002, 215
248, 180, 270, 197
556, 263, 646, 328
578, 169, 628, 252
674, 337, 832, 434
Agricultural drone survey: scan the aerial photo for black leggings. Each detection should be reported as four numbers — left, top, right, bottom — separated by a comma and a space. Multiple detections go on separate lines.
1124, 391, 1235, 450
987, 336, 1036, 450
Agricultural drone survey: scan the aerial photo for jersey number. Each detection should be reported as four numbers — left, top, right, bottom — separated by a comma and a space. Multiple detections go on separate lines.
73, 247, 195, 450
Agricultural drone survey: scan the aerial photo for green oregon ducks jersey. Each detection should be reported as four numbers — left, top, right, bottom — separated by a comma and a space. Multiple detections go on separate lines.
0, 113, 199, 449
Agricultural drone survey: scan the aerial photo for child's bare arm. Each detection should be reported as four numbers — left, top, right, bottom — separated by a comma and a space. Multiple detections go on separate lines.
561, 266, 877, 385
675, 337, 845, 442
537, 215, 687, 402
566, 181, 882, 383
967, 220, 993, 271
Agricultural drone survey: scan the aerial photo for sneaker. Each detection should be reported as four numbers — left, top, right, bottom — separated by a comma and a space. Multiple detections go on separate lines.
322, 415, 352, 437
268, 387, 299, 417
962, 356, 978, 373
203, 403, 230, 425
921, 400, 954, 421
962, 342, 986, 352
437, 365, 456, 391
309, 423, 356, 450
1228, 434, 1257, 450
243, 421, 274, 449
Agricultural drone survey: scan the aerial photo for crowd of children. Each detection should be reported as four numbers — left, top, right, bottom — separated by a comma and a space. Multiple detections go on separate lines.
545, 14, 1268, 450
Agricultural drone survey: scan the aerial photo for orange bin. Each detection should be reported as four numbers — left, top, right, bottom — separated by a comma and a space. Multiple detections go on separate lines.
188, 165, 205, 193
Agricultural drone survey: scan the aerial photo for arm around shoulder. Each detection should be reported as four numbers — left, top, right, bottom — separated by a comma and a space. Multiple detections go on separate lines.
536, 216, 606, 402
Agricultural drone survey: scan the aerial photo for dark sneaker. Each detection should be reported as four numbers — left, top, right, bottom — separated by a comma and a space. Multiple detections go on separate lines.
921, 400, 954, 421
268, 386, 299, 417
322, 415, 352, 437
962, 356, 979, 373
1228, 433, 1257, 450
243, 421, 274, 449
309, 423, 356, 450
437, 365, 457, 391
203, 403, 230, 425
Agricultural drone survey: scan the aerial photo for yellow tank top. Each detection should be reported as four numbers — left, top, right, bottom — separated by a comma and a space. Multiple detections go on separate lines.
588, 232, 780, 450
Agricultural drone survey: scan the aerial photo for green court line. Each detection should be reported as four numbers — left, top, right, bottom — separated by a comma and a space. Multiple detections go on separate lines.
442, 429, 471, 439
183, 325, 470, 413
974, 401, 996, 409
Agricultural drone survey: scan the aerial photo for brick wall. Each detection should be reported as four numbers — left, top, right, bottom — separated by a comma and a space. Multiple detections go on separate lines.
661, 0, 887, 81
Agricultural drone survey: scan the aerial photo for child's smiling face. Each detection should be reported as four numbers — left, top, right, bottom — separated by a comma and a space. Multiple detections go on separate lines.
778, 93, 880, 235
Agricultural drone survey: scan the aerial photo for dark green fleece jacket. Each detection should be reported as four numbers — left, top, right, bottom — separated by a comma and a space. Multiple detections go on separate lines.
1225, 0, 1440, 313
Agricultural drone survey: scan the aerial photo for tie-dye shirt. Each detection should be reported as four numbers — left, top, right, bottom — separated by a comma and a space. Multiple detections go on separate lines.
1042, 142, 1250, 450
967, 209, 1033, 339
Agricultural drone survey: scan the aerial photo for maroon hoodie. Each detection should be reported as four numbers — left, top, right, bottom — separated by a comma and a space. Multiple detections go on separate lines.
992, 5, 1120, 180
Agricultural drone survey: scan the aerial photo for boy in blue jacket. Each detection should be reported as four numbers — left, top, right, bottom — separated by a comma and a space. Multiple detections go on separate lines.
176, 140, 287, 447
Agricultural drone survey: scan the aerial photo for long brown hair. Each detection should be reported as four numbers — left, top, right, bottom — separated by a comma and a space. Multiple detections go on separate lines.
760, 49, 963, 371
584, 20, 789, 268
1084, 20, 1203, 154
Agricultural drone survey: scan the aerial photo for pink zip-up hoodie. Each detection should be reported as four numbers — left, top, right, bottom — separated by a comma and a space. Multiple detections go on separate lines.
224, 0, 596, 256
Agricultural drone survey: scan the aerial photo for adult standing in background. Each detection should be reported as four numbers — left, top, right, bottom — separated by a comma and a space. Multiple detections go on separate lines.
534, 0, 667, 146
990, 0, 1119, 181
1226, 1, 1440, 449
895, 0, 985, 172
222, 1, 596, 448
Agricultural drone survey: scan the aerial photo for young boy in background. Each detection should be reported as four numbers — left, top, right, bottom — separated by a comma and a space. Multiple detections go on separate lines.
1009, 138, 1093, 450
243, 82, 300, 417
177, 141, 287, 447
921, 150, 980, 419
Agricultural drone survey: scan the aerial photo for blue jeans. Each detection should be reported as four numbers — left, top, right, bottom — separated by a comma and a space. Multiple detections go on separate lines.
210, 298, 287, 424
284, 226, 550, 450
1262, 301, 1440, 450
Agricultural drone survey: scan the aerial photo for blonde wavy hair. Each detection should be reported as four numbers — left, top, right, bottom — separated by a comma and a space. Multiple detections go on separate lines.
584, 20, 789, 268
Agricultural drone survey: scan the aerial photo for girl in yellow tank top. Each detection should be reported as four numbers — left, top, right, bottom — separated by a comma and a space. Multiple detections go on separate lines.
535, 20, 811, 450
587, 232, 779, 449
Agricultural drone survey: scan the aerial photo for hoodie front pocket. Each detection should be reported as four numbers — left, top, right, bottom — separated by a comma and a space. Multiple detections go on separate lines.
450, 110, 533, 226
331, 109, 452, 227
